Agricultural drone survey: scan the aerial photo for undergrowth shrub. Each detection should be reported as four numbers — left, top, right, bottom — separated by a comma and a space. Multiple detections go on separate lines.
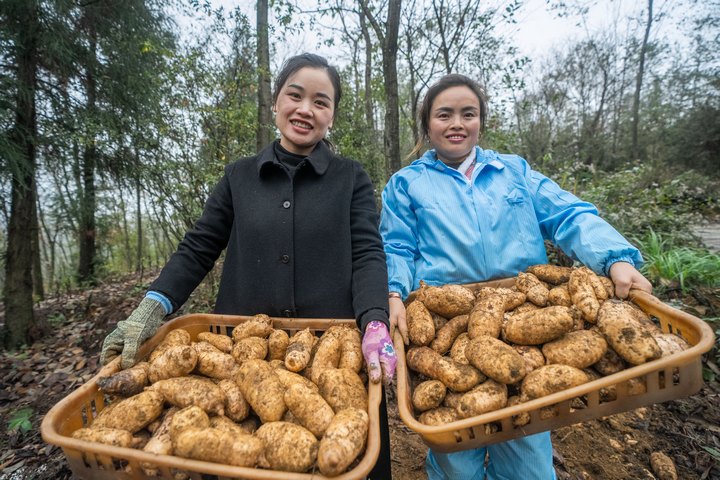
578, 164, 720, 244
633, 229, 720, 293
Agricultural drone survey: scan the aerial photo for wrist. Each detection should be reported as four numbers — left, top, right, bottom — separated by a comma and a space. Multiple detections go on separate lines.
388, 292, 402, 299
367, 320, 389, 336
604, 256, 634, 276
145, 291, 172, 315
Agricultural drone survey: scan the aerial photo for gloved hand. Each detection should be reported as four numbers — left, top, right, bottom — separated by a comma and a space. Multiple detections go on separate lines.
100, 297, 166, 369
361, 321, 397, 385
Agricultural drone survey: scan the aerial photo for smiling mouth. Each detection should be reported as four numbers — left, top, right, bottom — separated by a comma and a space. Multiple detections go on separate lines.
447, 135, 466, 140
291, 120, 313, 129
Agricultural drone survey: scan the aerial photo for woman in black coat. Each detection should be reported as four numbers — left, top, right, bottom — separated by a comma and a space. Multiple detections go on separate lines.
101, 53, 396, 478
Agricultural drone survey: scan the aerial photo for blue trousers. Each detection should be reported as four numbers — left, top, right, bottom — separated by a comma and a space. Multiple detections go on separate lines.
426, 432, 556, 480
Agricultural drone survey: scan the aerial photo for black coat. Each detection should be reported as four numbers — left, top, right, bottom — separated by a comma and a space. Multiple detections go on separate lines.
150, 141, 389, 329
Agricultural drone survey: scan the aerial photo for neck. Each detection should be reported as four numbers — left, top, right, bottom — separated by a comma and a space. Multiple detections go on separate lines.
279, 138, 319, 156
437, 148, 475, 165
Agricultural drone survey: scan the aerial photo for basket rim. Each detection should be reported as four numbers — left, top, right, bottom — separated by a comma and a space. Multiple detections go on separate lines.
396, 288, 715, 437
40, 314, 382, 480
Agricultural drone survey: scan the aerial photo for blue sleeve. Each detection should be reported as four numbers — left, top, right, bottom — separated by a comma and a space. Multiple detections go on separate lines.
379, 176, 418, 299
524, 163, 643, 275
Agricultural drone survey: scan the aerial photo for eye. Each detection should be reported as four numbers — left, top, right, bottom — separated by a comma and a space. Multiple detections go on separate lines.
436, 112, 449, 119
288, 91, 301, 99
315, 99, 329, 108
464, 112, 477, 118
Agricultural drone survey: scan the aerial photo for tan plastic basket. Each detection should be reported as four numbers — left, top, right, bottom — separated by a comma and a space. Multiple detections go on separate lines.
396, 288, 716, 453
41, 314, 381, 480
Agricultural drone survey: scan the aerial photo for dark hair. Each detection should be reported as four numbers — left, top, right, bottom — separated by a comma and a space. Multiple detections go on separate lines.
272, 53, 342, 118
408, 74, 489, 160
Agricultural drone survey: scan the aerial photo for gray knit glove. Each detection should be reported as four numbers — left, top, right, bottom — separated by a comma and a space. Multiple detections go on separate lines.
100, 297, 166, 369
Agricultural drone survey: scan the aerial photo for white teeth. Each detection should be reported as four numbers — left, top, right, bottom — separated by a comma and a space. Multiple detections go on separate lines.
291, 120, 312, 129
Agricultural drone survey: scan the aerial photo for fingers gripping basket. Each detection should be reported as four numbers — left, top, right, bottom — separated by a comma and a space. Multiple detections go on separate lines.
41, 314, 381, 480
396, 288, 715, 453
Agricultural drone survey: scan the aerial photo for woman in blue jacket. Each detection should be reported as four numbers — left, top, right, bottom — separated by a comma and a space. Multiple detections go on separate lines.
380, 74, 652, 480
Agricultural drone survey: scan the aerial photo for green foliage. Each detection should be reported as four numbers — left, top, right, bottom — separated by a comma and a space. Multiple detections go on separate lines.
633, 229, 720, 293
703, 446, 720, 462
129, 282, 150, 296
664, 103, 720, 176
579, 163, 720, 242
331, 73, 386, 193
7, 349, 29, 360
47, 312, 66, 327
7, 407, 33, 435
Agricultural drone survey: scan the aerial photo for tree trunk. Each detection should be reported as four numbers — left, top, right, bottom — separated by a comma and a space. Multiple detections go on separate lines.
631, 0, 653, 160
37, 200, 57, 295
359, 9, 375, 131
78, 24, 98, 284
256, 0, 273, 151
360, 0, 402, 176
432, 0, 451, 74
119, 189, 132, 271
405, 30, 420, 149
383, 0, 402, 175
31, 182, 44, 300
3, 0, 39, 349
136, 170, 143, 273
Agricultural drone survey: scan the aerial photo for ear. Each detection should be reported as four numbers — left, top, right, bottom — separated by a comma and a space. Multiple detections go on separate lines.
271, 104, 277, 113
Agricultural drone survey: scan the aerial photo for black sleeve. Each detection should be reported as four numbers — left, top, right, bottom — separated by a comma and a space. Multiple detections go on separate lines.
349, 161, 390, 331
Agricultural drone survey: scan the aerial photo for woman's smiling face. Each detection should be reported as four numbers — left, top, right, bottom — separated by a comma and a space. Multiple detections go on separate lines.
427, 85, 481, 164
274, 67, 335, 156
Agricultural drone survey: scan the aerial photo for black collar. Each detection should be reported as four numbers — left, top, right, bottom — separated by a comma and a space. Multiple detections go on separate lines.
257, 140, 332, 176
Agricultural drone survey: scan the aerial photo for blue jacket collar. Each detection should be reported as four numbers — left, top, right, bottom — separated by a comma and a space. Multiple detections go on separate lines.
414, 146, 505, 171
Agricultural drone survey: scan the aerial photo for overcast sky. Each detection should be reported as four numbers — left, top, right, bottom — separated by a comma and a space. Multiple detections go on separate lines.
201, 1, 671, 59
178, 0, 687, 78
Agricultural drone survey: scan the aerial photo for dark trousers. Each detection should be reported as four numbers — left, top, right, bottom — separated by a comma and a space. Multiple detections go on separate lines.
368, 385, 393, 479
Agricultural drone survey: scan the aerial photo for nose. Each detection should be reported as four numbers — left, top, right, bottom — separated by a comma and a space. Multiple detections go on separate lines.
296, 99, 313, 116
450, 115, 463, 128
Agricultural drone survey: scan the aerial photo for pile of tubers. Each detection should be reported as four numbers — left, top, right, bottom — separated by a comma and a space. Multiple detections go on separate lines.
405, 265, 690, 428
76, 317, 370, 477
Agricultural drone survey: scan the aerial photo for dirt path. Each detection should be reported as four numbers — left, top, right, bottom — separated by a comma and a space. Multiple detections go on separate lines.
693, 221, 720, 252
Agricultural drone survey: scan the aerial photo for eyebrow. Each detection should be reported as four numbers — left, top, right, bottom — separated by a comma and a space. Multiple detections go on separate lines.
287, 83, 333, 102
434, 106, 479, 113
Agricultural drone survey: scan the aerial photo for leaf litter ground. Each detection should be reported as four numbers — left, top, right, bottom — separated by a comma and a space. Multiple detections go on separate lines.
0, 275, 718, 479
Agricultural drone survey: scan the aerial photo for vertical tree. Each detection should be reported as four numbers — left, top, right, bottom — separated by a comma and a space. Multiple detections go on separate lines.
429, 0, 482, 74
360, 0, 402, 175
1, 0, 40, 348
71, 0, 175, 283
631, 0, 653, 160
256, 0, 273, 150
359, 7, 375, 132
77, 5, 98, 283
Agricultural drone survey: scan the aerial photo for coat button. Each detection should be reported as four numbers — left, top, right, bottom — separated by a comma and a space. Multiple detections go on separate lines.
281, 254, 290, 263
282, 309, 292, 317
283, 200, 291, 208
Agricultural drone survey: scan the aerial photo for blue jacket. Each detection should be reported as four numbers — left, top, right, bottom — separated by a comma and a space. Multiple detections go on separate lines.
380, 147, 642, 298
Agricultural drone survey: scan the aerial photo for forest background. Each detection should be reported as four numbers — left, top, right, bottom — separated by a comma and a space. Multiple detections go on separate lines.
1, 0, 719, 355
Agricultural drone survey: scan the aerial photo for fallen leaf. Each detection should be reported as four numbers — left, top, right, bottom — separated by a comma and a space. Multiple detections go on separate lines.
1, 460, 25, 474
